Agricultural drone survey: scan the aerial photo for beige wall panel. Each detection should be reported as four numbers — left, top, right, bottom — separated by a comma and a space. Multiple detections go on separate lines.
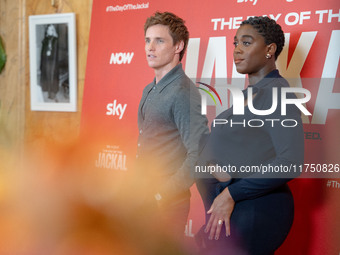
0, 0, 26, 167
0, 0, 92, 169
24, 0, 92, 150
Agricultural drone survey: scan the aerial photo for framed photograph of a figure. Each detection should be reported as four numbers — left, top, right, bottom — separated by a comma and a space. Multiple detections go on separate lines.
29, 13, 77, 111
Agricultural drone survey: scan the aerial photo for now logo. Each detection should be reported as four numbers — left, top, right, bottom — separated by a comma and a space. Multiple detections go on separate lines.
109, 52, 134, 64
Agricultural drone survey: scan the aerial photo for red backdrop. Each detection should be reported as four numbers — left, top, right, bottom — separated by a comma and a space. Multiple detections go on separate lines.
81, 0, 340, 254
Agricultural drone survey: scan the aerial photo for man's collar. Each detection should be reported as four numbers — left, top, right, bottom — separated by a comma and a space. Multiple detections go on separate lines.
152, 63, 184, 93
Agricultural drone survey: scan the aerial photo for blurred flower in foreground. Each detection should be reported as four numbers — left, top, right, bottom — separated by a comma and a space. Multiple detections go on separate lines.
0, 139, 192, 255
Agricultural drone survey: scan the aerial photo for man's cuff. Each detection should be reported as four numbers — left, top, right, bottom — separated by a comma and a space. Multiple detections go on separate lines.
154, 192, 162, 201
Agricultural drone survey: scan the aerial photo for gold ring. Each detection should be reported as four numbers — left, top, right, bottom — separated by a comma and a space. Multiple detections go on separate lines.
218, 219, 223, 225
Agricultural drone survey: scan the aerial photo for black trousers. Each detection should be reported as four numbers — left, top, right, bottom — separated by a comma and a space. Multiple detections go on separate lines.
195, 178, 294, 255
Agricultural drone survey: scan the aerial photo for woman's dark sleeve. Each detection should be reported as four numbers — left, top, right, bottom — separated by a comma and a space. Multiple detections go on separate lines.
228, 84, 304, 202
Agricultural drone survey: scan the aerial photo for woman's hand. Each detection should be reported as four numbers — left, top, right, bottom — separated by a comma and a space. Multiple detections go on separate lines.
205, 187, 235, 240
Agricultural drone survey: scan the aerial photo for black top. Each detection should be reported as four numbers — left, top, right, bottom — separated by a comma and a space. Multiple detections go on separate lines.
196, 70, 304, 202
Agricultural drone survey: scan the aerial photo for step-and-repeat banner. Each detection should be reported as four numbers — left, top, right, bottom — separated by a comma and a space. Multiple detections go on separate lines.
81, 0, 339, 254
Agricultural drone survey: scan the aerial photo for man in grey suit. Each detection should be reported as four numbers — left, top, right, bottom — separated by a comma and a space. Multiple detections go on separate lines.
136, 11, 208, 236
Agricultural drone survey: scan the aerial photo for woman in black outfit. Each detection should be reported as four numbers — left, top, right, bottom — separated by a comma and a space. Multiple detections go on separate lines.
195, 17, 304, 255
40, 24, 59, 100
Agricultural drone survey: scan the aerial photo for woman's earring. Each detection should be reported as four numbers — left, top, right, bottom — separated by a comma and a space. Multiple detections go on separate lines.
266, 53, 271, 59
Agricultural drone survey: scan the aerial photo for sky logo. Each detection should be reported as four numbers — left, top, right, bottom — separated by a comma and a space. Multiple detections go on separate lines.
236, 0, 258, 6
106, 100, 127, 119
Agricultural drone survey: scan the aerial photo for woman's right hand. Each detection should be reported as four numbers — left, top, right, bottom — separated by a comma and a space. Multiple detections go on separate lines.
205, 187, 235, 240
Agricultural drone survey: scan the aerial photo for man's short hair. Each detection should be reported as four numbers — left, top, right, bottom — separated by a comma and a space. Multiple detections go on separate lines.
144, 12, 189, 61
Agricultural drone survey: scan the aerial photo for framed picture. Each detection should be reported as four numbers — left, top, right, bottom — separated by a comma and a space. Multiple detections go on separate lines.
29, 13, 77, 112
